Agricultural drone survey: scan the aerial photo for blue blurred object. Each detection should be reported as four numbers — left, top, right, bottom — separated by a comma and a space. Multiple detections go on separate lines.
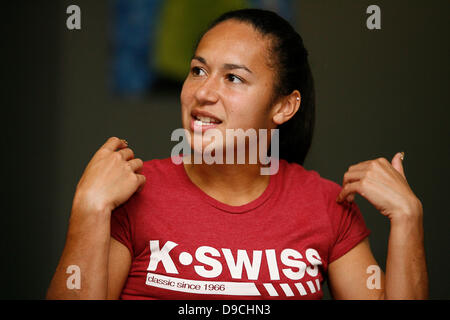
110, 0, 295, 98
250, 0, 295, 23
111, 0, 163, 97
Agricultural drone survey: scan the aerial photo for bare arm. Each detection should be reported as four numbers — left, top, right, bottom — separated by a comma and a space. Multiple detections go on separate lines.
46, 137, 145, 299
328, 237, 384, 299
46, 204, 132, 299
332, 154, 428, 299
328, 205, 427, 300
384, 204, 428, 299
46, 202, 112, 299
107, 238, 132, 299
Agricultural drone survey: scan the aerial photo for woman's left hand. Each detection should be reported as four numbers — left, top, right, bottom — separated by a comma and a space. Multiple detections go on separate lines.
336, 152, 423, 221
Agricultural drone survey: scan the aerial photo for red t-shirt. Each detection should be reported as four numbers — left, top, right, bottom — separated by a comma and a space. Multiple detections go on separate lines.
111, 157, 371, 300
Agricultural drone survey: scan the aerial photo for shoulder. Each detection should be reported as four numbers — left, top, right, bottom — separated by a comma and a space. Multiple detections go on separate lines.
141, 157, 180, 177
119, 157, 185, 213
135, 157, 185, 193
279, 159, 342, 201
278, 160, 351, 226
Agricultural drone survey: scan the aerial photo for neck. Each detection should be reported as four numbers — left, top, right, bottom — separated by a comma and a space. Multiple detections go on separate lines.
183, 156, 270, 206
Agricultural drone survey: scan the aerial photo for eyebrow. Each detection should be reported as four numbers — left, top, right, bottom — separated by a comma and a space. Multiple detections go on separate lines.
191, 55, 253, 74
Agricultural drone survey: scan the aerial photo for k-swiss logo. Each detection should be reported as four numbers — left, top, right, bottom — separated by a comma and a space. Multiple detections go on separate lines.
145, 240, 323, 297
147, 240, 322, 281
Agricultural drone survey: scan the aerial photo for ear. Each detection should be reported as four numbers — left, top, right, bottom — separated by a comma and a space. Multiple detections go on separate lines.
272, 90, 301, 125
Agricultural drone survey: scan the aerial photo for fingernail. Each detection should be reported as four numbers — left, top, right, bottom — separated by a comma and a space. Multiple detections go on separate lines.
121, 139, 128, 146
400, 151, 405, 161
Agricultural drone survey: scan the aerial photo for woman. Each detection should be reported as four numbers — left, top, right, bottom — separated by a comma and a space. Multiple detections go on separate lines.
47, 9, 428, 300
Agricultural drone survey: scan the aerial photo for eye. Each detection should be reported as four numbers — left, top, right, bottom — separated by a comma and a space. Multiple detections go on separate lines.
191, 66, 206, 77
226, 74, 243, 84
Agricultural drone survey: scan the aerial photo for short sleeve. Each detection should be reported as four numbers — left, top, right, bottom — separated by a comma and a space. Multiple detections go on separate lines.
324, 181, 371, 263
110, 204, 134, 257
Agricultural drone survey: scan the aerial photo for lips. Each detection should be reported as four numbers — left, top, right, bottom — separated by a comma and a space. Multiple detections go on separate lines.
193, 115, 221, 125
190, 110, 222, 132
191, 110, 222, 124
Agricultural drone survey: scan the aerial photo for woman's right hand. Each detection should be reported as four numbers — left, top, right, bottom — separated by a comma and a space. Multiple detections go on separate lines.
73, 136, 146, 214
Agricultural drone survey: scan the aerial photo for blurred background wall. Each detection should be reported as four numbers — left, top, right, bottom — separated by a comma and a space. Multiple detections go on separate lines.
3, 0, 449, 299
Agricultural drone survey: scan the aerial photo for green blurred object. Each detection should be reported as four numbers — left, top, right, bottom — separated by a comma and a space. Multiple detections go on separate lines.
153, 0, 249, 82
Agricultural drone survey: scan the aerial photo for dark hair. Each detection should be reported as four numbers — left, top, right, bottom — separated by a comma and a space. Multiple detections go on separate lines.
194, 8, 315, 166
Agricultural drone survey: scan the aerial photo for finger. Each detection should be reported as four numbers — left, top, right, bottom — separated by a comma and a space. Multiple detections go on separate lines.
117, 147, 135, 161
345, 160, 373, 173
341, 170, 367, 202
342, 169, 366, 187
346, 193, 355, 203
346, 157, 390, 173
336, 180, 364, 203
135, 173, 146, 191
128, 158, 143, 173
337, 191, 355, 203
101, 136, 128, 152
391, 151, 406, 179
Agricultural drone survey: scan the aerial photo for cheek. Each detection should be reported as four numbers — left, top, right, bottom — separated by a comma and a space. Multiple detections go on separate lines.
180, 81, 192, 107
227, 92, 270, 129
180, 82, 194, 119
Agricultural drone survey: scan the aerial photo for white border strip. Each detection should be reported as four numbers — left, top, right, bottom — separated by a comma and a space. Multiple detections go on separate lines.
145, 272, 261, 296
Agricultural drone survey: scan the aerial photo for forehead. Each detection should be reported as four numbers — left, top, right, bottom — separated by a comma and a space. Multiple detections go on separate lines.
195, 20, 272, 71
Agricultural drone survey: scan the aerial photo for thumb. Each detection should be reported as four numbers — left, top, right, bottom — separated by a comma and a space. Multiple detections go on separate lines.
391, 151, 406, 178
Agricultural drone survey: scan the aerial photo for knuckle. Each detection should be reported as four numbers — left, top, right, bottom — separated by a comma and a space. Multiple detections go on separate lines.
360, 178, 369, 188
364, 170, 373, 179
113, 151, 123, 161
134, 174, 142, 183
343, 171, 350, 181
109, 136, 120, 143
96, 148, 108, 157
125, 160, 132, 170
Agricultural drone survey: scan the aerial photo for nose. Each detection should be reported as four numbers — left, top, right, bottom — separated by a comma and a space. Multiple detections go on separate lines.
194, 76, 219, 105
